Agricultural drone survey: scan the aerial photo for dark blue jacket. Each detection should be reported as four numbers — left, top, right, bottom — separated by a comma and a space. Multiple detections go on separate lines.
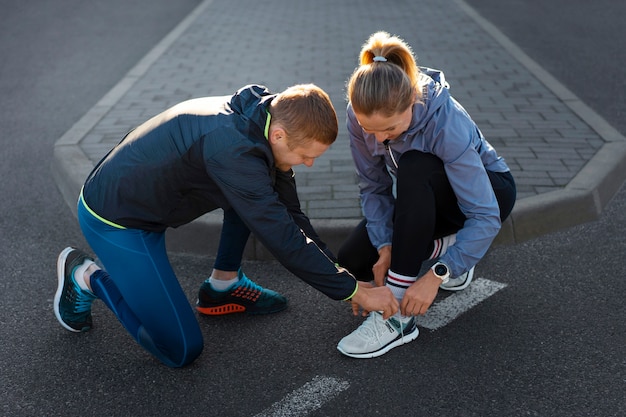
83, 85, 356, 300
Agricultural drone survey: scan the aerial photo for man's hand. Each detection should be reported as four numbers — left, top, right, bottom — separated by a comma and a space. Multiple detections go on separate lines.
350, 283, 399, 319
349, 281, 373, 316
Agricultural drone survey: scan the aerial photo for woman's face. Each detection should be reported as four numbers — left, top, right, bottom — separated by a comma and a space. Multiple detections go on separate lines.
354, 106, 413, 143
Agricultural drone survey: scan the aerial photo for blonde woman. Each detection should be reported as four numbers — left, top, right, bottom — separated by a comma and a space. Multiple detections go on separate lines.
337, 32, 516, 358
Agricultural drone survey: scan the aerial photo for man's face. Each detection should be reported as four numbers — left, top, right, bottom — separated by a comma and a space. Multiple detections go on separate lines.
271, 138, 330, 172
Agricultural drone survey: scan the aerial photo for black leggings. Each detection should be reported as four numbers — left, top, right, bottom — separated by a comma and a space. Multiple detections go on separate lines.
337, 151, 516, 281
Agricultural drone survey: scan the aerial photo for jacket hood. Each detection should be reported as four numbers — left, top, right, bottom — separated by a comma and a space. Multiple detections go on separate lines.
403, 67, 451, 135
228, 84, 276, 133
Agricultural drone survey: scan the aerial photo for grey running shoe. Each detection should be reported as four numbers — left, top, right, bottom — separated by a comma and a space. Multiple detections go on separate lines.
440, 266, 475, 291
337, 312, 419, 358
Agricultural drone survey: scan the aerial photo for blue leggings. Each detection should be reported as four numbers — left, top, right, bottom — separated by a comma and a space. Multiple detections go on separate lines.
77, 197, 204, 367
214, 208, 250, 271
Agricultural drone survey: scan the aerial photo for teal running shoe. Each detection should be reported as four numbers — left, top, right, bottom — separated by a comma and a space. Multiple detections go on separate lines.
54, 247, 97, 332
196, 270, 287, 315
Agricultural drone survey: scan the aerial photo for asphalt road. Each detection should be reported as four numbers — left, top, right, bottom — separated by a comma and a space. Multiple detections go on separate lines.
1, 1, 624, 416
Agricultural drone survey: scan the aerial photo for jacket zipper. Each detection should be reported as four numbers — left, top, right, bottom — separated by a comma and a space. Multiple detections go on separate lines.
383, 139, 399, 169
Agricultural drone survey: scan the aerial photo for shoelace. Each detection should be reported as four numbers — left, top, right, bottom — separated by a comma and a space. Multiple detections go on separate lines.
237, 276, 262, 292
70, 281, 96, 314
357, 313, 407, 344
230, 276, 262, 301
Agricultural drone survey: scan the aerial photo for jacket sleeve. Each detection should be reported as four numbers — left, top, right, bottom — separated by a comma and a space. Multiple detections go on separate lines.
204, 140, 356, 300
347, 109, 395, 250
273, 168, 336, 262
427, 99, 502, 277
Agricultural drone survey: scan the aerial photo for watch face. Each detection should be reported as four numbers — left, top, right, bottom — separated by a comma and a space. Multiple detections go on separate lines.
435, 264, 448, 276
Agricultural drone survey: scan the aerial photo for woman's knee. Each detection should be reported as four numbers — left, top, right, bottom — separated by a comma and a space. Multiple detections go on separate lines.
397, 151, 443, 178
337, 241, 367, 275
488, 171, 516, 221
337, 220, 377, 281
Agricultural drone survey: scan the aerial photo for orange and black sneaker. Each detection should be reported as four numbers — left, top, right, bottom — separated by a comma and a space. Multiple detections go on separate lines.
196, 270, 287, 315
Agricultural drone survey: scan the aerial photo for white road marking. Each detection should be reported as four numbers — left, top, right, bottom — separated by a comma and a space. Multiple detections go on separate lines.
416, 277, 507, 330
253, 376, 350, 417
254, 278, 505, 416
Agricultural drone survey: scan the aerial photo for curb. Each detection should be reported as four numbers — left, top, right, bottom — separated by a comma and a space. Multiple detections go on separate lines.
456, 0, 626, 246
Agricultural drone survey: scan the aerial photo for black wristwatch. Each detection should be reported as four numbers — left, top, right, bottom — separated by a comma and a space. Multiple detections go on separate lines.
431, 262, 450, 284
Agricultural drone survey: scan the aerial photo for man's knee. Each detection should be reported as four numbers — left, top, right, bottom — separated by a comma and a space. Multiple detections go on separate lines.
138, 325, 204, 368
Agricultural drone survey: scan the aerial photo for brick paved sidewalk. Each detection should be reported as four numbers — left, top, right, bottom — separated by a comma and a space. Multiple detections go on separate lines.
52, 0, 626, 257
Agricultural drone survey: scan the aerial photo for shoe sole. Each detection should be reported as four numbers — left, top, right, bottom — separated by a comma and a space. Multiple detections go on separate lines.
196, 302, 287, 316
54, 247, 82, 333
196, 304, 247, 315
337, 325, 420, 359
440, 267, 475, 292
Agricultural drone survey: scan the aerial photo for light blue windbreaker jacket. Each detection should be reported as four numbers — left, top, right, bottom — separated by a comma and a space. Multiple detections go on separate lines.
347, 67, 511, 277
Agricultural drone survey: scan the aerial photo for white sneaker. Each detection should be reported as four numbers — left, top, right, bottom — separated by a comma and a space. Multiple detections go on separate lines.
337, 312, 419, 358
440, 266, 475, 291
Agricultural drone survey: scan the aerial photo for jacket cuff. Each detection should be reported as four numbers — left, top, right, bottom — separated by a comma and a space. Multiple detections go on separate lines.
342, 281, 359, 302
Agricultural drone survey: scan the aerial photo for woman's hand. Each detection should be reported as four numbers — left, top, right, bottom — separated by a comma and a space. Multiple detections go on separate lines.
400, 269, 441, 316
372, 245, 392, 287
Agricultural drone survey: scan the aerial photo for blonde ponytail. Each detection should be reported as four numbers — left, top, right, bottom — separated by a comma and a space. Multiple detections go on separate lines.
347, 31, 421, 116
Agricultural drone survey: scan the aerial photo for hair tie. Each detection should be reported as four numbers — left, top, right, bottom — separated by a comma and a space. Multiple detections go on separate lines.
373, 56, 387, 62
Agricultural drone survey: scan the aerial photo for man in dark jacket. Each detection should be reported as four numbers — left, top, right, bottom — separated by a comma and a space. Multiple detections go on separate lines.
54, 84, 398, 367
